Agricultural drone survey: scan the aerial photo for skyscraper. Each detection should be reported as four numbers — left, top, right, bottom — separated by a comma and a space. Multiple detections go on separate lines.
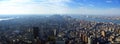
33, 27, 39, 39
33, 27, 41, 44
88, 37, 92, 44
101, 30, 105, 37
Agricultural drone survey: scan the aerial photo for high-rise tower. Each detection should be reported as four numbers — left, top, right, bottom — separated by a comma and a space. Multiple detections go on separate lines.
33, 27, 39, 39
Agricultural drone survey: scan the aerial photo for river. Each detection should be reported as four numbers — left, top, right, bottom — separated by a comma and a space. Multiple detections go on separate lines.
72, 15, 120, 24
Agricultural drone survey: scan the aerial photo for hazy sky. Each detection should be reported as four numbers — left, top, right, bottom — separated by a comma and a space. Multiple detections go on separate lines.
0, 0, 120, 15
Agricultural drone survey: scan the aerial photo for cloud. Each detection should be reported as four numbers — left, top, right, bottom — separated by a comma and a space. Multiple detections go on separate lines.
88, 4, 94, 7
9, 0, 31, 3
106, 0, 112, 3
78, 8, 120, 15
0, 0, 71, 14
0, 0, 120, 15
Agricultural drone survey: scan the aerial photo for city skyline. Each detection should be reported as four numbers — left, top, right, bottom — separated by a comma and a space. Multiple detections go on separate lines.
0, 0, 120, 15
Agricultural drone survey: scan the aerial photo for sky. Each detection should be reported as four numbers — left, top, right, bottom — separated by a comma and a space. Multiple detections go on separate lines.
0, 0, 120, 15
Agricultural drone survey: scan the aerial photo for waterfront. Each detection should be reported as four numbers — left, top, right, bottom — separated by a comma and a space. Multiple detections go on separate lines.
1, 15, 120, 24
72, 15, 120, 24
